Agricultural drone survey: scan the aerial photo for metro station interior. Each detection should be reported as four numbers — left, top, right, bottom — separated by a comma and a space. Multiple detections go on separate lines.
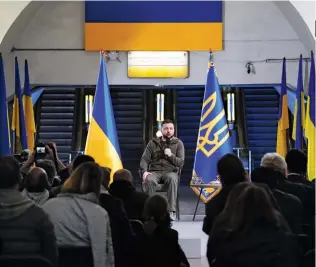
0, 1, 315, 264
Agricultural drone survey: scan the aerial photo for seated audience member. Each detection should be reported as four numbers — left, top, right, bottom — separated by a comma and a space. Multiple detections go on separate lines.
99, 167, 136, 267
43, 162, 114, 267
286, 149, 312, 185
0, 156, 57, 267
36, 159, 61, 187
50, 154, 95, 197
208, 182, 298, 267
21, 167, 52, 205
261, 153, 314, 224
203, 154, 247, 235
58, 154, 95, 181
109, 169, 149, 222
251, 167, 303, 234
136, 194, 189, 267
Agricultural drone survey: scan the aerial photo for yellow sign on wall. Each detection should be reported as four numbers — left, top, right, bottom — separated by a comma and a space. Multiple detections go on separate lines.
127, 51, 189, 79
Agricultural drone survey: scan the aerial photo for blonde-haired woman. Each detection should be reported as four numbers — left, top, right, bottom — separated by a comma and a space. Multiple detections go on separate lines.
43, 162, 114, 267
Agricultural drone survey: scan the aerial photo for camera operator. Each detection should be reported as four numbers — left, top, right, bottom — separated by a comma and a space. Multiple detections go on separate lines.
20, 142, 65, 183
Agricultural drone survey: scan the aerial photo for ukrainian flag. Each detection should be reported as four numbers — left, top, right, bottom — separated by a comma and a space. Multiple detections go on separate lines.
11, 57, 27, 151
305, 51, 315, 180
23, 60, 36, 151
191, 52, 233, 202
292, 55, 305, 149
0, 53, 10, 156
85, 53, 123, 181
276, 58, 289, 158
85, 1, 223, 51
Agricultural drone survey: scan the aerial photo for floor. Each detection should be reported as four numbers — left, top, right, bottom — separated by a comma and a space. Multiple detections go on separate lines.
188, 258, 209, 267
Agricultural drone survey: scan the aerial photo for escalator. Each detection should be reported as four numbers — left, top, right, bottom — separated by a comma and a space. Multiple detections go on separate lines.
176, 88, 204, 185
36, 88, 77, 163
111, 88, 146, 180
243, 87, 279, 168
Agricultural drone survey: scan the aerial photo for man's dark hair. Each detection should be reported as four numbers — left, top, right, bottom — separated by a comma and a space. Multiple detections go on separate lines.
73, 154, 95, 171
0, 156, 21, 189
25, 167, 50, 192
251, 167, 279, 189
285, 149, 307, 175
36, 159, 56, 184
161, 119, 174, 127
217, 154, 246, 187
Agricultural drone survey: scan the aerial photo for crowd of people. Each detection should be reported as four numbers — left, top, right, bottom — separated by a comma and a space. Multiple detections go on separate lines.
0, 143, 189, 267
0, 140, 315, 267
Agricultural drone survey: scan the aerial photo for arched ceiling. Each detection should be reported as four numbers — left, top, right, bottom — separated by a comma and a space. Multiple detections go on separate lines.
0, 1, 314, 52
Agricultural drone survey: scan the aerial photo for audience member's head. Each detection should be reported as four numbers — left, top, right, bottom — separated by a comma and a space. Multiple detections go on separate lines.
260, 153, 287, 176
101, 167, 111, 190
113, 169, 133, 183
217, 154, 247, 187
62, 162, 102, 197
212, 183, 281, 238
143, 194, 171, 228
285, 149, 307, 176
72, 154, 95, 171
36, 159, 57, 184
0, 156, 21, 190
251, 167, 279, 189
24, 167, 50, 193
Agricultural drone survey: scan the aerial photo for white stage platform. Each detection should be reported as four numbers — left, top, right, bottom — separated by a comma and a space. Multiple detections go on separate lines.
172, 221, 208, 259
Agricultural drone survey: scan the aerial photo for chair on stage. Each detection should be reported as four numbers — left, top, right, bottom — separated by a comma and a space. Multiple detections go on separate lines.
138, 168, 181, 221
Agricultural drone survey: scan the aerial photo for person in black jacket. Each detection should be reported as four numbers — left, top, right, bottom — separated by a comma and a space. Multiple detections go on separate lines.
136, 194, 189, 267
203, 154, 248, 235
251, 167, 303, 235
0, 156, 57, 267
109, 169, 149, 222
208, 183, 298, 267
261, 153, 314, 225
285, 149, 313, 185
99, 167, 136, 267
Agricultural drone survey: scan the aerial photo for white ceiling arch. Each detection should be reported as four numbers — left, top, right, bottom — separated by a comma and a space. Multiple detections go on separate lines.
0, 1, 314, 52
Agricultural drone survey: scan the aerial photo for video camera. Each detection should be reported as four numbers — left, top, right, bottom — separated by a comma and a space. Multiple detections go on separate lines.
14, 149, 31, 166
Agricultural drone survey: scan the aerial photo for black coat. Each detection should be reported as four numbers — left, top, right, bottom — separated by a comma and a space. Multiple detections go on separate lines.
99, 193, 136, 267
109, 180, 149, 222
136, 226, 189, 267
203, 185, 234, 235
208, 219, 298, 267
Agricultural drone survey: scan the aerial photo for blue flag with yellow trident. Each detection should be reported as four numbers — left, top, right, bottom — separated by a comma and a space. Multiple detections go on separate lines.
191, 52, 233, 202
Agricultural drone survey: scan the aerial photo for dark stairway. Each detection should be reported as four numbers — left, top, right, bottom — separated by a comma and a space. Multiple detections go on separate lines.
111, 88, 145, 181
37, 88, 76, 163
176, 88, 204, 185
244, 87, 279, 168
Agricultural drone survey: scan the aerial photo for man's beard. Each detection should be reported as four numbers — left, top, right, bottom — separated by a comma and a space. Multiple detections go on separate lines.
163, 134, 173, 140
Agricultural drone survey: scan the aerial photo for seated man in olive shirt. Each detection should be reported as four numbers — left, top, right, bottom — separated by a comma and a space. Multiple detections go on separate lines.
140, 119, 185, 220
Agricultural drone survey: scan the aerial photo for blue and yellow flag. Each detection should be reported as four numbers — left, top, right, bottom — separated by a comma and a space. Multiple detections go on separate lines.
0, 53, 10, 156
23, 59, 36, 151
191, 52, 233, 202
305, 51, 315, 180
85, 1, 223, 51
276, 58, 289, 158
292, 55, 305, 149
85, 53, 123, 181
11, 57, 27, 151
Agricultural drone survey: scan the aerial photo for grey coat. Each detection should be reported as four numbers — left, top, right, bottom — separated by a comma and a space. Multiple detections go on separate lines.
43, 192, 114, 267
